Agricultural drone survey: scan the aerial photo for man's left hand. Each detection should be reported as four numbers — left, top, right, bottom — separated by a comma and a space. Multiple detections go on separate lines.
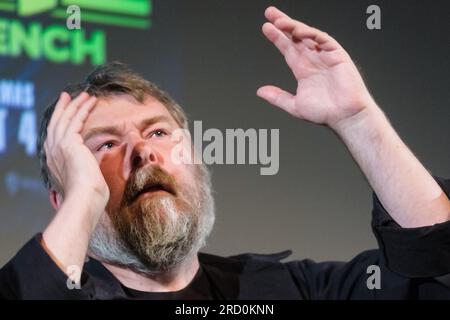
257, 6, 375, 131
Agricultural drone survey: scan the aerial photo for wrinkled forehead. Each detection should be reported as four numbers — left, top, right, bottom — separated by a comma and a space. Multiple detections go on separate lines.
82, 94, 179, 131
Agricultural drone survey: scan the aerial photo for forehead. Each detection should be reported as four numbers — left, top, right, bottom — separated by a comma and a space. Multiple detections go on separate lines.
82, 94, 177, 130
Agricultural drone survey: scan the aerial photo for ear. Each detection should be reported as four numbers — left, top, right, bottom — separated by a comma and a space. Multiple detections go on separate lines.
48, 189, 63, 211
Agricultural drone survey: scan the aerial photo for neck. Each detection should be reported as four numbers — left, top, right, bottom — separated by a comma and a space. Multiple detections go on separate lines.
101, 254, 200, 292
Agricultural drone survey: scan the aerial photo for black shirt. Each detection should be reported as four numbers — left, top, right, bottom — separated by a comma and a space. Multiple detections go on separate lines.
1, 177, 450, 300
118, 265, 222, 300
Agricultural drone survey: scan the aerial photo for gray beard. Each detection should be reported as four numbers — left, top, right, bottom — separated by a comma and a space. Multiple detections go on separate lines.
87, 164, 215, 276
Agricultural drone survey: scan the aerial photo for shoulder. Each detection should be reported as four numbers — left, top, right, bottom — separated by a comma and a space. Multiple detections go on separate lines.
198, 250, 303, 299
199, 250, 293, 265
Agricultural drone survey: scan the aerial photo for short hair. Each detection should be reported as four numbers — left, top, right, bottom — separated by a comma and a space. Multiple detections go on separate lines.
37, 61, 188, 191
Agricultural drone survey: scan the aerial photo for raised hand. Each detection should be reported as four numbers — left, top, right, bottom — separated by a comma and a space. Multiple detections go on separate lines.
44, 92, 109, 204
257, 6, 375, 130
43, 91, 110, 280
257, 7, 450, 229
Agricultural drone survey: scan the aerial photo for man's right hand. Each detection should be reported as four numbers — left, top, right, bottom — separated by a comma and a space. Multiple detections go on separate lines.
42, 92, 109, 284
44, 92, 109, 213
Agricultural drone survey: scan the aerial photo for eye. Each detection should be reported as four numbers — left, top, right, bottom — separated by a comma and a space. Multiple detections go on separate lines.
148, 129, 168, 138
97, 141, 116, 152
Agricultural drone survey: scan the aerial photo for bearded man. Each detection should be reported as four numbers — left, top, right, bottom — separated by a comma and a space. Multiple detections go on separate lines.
1, 7, 449, 299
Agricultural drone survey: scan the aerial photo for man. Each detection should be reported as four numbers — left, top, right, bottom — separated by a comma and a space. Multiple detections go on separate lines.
1, 6, 449, 299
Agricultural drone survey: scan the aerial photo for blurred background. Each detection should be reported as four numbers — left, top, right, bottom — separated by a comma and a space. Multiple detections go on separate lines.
0, 0, 449, 267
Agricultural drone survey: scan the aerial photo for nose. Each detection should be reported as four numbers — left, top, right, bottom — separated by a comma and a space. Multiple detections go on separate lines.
124, 134, 159, 176
131, 143, 157, 168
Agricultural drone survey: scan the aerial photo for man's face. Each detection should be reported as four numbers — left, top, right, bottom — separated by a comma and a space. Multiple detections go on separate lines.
81, 94, 214, 274
82, 94, 189, 214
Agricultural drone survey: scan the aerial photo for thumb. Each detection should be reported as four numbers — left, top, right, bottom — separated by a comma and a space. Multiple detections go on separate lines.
257, 85, 296, 116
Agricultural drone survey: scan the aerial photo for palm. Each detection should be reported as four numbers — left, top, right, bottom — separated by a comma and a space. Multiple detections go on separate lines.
258, 7, 371, 128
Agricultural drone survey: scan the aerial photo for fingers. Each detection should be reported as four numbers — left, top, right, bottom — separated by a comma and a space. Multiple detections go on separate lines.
46, 91, 98, 153
264, 6, 338, 51
275, 18, 328, 45
256, 85, 296, 116
264, 7, 298, 42
44, 92, 97, 188
66, 96, 97, 135
265, 6, 290, 23
262, 22, 290, 55
54, 92, 90, 141
46, 92, 71, 146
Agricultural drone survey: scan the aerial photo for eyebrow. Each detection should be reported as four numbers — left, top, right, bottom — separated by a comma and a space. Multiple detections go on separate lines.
83, 115, 172, 142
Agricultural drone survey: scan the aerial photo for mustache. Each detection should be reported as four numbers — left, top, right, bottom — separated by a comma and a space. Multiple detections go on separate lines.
122, 165, 178, 206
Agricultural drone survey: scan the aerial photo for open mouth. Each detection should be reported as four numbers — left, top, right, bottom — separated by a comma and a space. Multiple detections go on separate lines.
133, 183, 175, 202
